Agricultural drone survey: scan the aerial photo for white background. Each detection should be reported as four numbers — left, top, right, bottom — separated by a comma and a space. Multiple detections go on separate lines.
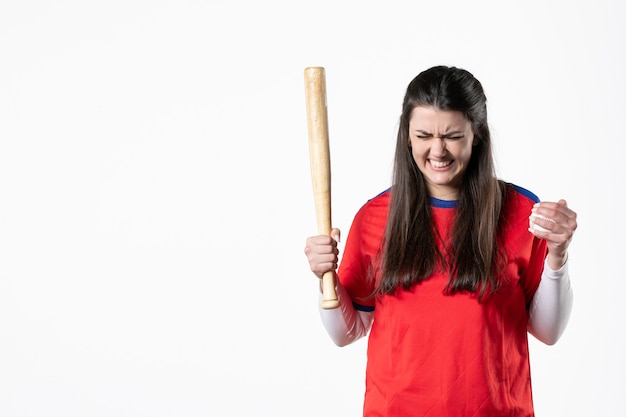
1, 1, 624, 416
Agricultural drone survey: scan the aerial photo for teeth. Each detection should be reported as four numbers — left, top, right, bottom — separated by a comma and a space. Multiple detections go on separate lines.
431, 160, 451, 168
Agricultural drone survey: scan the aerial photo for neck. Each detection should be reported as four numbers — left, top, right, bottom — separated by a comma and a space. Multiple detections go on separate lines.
427, 185, 459, 201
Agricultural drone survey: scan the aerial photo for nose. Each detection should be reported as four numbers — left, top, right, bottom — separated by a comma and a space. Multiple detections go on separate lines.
431, 137, 447, 156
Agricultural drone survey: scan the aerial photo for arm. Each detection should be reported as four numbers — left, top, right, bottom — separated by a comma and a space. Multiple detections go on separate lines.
528, 258, 573, 345
527, 199, 577, 344
305, 223, 376, 347
318, 276, 373, 347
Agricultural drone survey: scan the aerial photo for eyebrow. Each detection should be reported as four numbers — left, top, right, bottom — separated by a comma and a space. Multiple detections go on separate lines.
415, 129, 464, 137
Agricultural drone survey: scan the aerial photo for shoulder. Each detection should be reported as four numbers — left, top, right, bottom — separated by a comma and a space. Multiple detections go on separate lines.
349, 188, 390, 230
502, 182, 540, 221
506, 183, 541, 204
367, 187, 391, 205
356, 187, 391, 214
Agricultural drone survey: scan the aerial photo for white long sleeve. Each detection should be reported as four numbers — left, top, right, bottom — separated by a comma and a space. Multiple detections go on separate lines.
527, 258, 574, 345
318, 277, 373, 347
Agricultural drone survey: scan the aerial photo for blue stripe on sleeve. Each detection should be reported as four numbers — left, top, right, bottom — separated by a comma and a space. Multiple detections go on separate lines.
509, 183, 541, 203
353, 302, 375, 312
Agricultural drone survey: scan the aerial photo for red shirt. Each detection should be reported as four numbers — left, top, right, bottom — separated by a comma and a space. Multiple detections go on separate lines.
338, 185, 547, 417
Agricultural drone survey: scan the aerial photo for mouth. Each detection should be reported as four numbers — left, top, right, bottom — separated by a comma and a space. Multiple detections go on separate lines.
430, 160, 452, 168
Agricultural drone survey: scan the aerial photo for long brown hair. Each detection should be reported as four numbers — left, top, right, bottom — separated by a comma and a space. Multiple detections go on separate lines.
377, 66, 507, 298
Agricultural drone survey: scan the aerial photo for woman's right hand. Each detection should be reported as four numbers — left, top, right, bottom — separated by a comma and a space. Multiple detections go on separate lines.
304, 228, 341, 279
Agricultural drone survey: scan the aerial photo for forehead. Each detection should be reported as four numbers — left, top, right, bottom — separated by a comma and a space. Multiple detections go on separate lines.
409, 106, 469, 128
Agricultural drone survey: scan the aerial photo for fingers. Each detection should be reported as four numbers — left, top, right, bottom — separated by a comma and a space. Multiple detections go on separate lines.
528, 200, 578, 269
304, 230, 341, 279
529, 200, 578, 236
535, 200, 575, 220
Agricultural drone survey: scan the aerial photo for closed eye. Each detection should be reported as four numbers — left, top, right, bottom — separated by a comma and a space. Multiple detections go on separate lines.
442, 134, 464, 140
415, 133, 464, 140
415, 130, 433, 139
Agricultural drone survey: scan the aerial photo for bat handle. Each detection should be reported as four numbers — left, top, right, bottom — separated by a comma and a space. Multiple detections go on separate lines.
316, 215, 339, 310
316, 220, 339, 310
321, 270, 339, 309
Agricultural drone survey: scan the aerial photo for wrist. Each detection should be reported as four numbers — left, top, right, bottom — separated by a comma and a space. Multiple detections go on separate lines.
547, 252, 568, 271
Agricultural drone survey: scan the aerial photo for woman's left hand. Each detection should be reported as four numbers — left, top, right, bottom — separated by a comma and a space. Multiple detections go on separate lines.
529, 199, 578, 270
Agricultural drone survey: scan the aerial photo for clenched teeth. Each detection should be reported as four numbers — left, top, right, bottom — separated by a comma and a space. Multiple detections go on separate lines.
431, 160, 452, 168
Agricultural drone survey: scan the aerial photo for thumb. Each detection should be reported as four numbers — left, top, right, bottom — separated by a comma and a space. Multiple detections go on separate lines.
330, 228, 341, 243
558, 199, 568, 207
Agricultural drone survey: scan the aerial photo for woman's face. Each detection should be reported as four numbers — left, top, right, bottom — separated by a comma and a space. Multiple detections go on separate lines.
408, 105, 475, 200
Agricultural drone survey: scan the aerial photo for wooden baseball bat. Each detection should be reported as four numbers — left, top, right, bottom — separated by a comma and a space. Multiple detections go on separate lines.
304, 66, 340, 310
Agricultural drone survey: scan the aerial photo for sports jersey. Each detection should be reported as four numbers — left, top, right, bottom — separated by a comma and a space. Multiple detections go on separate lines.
337, 184, 547, 417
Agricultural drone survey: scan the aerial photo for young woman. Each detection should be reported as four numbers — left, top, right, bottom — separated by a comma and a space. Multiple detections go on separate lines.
304, 66, 576, 417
